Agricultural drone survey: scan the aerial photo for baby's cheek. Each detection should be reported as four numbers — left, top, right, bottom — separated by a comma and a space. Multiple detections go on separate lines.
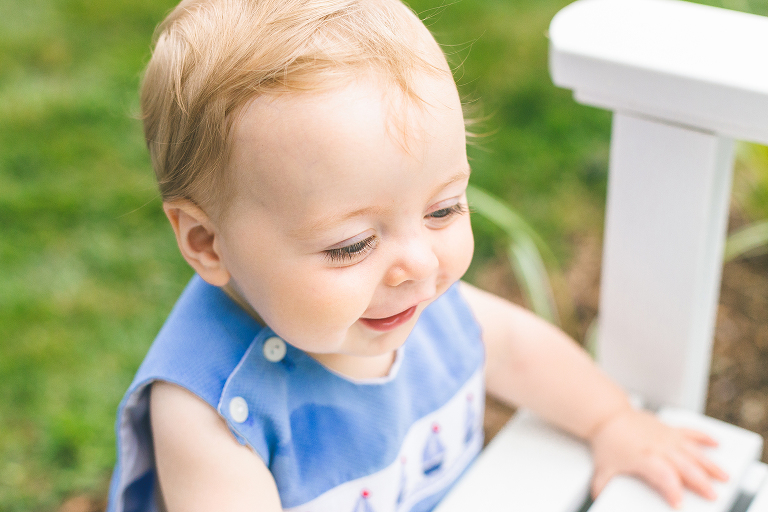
441, 218, 474, 285
459, 226, 475, 273
270, 267, 372, 343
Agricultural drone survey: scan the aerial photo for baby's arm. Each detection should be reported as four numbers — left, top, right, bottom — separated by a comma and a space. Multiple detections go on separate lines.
459, 281, 727, 508
150, 381, 282, 512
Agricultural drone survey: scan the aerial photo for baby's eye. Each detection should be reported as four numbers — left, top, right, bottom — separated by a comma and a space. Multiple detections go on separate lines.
324, 235, 377, 264
426, 203, 468, 227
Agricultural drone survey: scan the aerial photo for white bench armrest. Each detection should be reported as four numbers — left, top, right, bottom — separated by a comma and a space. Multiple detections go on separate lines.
437, 408, 763, 512
589, 408, 763, 512
747, 463, 768, 511
435, 410, 592, 512
549, 0, 768, 145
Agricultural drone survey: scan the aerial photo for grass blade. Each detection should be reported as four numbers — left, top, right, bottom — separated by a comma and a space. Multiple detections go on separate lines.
468, 185, 561, 325
724, 220, 768, 262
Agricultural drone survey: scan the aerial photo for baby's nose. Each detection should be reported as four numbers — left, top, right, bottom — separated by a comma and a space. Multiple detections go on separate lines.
384, 237, 439, 287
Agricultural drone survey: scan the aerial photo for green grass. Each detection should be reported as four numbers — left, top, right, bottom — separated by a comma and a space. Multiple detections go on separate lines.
0, 0, 189, 508
0, 0, 766, 509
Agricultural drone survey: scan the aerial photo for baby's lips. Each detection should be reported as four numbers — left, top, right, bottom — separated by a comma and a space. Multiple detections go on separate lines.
359, 305, 417, 331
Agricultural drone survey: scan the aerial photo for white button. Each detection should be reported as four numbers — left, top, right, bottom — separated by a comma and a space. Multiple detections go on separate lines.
263, 336, 287, 362
229, 396, 249, 423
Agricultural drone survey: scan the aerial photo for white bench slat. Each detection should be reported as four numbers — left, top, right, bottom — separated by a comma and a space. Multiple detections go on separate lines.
437, 409, 762, 512
588, 409, 763, 512
747, 465, 768, 511
742, 462, 768, 498
434, 410, 592, 512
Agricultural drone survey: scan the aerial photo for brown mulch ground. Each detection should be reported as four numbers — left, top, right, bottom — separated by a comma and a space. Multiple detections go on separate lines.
478, 232, 768, 464
708, 253, 768, 462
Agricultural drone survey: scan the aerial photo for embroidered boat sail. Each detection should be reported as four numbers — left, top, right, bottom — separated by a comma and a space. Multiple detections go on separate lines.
353, 489, 375, 512
421, 423, 445, 476
464, 393, 475, 444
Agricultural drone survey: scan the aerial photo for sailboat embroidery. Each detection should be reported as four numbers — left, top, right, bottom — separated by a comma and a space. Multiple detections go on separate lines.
353, 489, 375, 512
422, 423, 445, 476
464, 393, 475, 444
396, 456, 407, 505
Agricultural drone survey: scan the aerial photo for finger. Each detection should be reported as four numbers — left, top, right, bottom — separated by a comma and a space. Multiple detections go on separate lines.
680, 428, 718, 447
668, 451, 717, 501
681, 444, 729, 482
634, 454, 684, 509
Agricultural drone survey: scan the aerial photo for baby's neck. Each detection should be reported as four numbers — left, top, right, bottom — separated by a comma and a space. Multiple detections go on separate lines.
309, 350, 398, 381
221, 283, 265, 326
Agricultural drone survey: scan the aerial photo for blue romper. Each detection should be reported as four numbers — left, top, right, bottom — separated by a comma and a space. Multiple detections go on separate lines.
107, 276, 485, 512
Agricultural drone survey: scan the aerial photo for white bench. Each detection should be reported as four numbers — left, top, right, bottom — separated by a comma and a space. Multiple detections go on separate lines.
437, 0, 768, 510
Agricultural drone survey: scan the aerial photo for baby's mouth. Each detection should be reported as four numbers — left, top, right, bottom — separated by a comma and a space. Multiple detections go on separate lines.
359, 306, 417, 332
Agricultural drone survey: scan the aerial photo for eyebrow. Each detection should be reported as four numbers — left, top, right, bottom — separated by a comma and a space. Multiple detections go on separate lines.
289, 204, 387, 240
291, 165, 472, 239
431, 166, 471, 197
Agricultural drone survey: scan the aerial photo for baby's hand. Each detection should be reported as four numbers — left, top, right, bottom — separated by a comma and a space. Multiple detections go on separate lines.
588, 408, 729, 508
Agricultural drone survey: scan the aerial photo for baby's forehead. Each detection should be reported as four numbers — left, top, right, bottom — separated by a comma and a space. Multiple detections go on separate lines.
230, 72, 461, 169
228, 82, 401, 196
219, 74, 466, 222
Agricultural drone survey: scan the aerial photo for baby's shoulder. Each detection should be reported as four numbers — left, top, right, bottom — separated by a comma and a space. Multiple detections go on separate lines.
149, 380, 283, 511
126, 276, 264, 415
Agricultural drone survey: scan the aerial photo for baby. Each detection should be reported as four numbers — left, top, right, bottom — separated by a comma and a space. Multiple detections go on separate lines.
107, 0, 727, 511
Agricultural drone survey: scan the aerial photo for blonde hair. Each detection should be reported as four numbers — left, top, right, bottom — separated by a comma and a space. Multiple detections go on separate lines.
141, 0, 449, 212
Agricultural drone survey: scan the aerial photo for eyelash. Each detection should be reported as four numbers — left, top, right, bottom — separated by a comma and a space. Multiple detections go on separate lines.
323, 202, 467, 264
427, 202, 468, 220
324, 236, 377, 263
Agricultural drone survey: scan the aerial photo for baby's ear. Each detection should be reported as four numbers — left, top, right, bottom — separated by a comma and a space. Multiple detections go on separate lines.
163, 201, 231, 287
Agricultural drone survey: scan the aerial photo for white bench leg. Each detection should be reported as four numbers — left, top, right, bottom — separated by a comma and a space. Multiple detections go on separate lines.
597, 113, 735, 412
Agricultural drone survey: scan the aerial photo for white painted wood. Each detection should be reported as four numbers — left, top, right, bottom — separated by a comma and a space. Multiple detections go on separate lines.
549, 0, 768, 146
434, 410, 592, 512
437, 1, 768, 508
547, 0, 768, 411
436, 407, 763, 511
597, 113, 734, 411
748, 465, 768, 511
742, 462, 768, 497
588, 408, 764, 512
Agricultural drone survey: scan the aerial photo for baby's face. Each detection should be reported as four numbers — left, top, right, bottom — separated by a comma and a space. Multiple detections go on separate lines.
216, 75, 473, 376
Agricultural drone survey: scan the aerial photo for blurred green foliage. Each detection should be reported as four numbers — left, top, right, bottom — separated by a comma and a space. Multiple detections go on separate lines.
1, 0, 191, 509
467, 184, 564, 325
0, 0, 766, 509
726, 145, 768, 260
